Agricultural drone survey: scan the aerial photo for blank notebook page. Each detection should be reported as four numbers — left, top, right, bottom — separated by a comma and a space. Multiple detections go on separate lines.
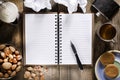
25, 14, 56, 65
61, 14, 92, 65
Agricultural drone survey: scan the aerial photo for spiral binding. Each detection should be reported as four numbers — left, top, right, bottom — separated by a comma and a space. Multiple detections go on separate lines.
55, 15, 58, 64
54, 14, 62, 64
59, 15, 62, 64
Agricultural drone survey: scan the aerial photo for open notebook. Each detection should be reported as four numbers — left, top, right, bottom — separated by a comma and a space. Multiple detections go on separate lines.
24, 13, 92, 65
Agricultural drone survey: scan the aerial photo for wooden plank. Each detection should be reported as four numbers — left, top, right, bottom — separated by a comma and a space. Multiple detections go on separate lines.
45, 66, 59, 80
59, 65, 93, 80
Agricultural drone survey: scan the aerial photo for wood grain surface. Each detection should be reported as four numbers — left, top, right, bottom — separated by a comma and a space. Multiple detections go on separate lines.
0, 0, 120, 80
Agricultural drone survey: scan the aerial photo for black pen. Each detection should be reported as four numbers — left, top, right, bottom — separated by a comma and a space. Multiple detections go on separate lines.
70, 41, 83, 70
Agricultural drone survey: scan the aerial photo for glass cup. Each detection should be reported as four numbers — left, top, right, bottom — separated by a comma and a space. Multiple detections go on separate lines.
96, 23, 117, 43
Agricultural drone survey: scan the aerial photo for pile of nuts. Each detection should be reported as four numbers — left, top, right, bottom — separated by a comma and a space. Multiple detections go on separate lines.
24, 66, 47, 80
0, 44, 22, 78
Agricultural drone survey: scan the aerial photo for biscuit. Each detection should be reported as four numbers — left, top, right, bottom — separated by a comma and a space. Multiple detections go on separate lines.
104, 64, 119, 79
100, 52, 115, 66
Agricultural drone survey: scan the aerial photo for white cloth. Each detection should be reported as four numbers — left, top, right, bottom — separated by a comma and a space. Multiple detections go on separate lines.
24, 0, 87, 13
24, 0, 52, 12
78, 0, 87, 13
54, 0, 78, 13
54, 0, 87, 13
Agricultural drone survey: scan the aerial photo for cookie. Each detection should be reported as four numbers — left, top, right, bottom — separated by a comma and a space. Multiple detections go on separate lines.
100, 52, 115, 66
104, 64, 119, 79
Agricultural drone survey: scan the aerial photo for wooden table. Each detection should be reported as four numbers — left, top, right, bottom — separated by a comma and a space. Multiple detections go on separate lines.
0, 0, 120, 80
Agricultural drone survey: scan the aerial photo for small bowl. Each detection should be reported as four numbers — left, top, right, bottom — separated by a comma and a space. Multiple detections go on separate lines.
0, 44, 22, 79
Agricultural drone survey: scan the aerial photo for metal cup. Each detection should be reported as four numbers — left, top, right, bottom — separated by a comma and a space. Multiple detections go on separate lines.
96, 23, 117, 43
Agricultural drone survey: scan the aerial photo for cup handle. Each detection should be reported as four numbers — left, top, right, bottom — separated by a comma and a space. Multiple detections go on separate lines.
111, 39, 116, 44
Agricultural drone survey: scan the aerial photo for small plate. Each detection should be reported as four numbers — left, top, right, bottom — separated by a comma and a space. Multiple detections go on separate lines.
95, 50, 120, 80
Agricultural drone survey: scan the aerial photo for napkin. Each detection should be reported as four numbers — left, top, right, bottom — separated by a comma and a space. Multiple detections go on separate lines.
54, 0, 77, 13
78, 0, 87, 13
24, 0, 52, 12
54, 0, 87, 13
24, 0, 87, 13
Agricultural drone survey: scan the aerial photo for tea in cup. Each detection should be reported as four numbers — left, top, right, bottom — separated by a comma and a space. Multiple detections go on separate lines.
97, 23, 116, 42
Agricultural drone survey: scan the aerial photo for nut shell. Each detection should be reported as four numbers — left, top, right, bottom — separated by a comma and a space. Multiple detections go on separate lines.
9, 46, 15, 52
7, 70, 12, 75
4, 58, 8, 62
27, 67, 33, 71
12, 64, 17, 70
10, 71, 16, 77
0, 59, 3, 63
31, 73, 36, 78
1, 52, 6, 58
12, 58, 17, 64
13, 54, 16, 58
29, 77, 33, 80
16, 55, 22, 61
34, 76, 39, 80
9, 54, 13, 59
2, 62, 12, 70
4, 47, 11, 56
0, 72, 3, 78
15, 51, 20, 55
16, 66, 21, 72
24, 71, 31, 79
4, 73, 9, 78
17, 62, 22, 66
9, 58, 13, 63
0, 44, 6, 50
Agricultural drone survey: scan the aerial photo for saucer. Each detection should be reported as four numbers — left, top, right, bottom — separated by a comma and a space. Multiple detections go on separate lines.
95, 50, 120, 80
